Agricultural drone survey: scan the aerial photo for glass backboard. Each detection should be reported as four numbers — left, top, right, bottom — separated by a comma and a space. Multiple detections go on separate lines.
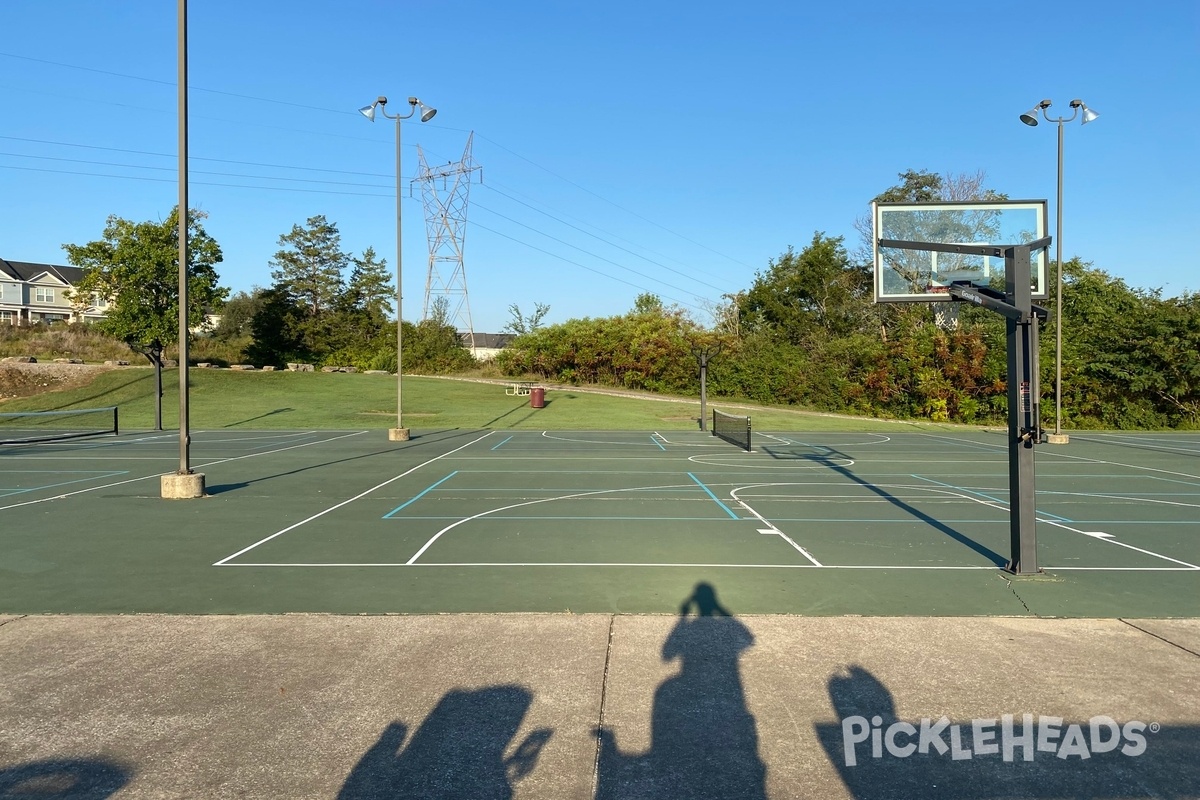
873, 200, 1049, 302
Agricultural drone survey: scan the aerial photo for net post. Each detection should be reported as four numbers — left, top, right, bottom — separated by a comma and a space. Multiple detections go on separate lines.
113, 405, 119, 437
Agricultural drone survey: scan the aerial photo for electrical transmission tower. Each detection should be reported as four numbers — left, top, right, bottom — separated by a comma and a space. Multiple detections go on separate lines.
415, 132, 483, 348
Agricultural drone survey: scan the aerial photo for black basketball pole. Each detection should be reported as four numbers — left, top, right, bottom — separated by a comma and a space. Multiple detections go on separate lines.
1004, 244, 1039, 574
878, 236, 1051, 574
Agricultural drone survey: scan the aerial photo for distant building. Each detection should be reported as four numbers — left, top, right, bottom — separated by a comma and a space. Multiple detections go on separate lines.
462, 332, 516, 361
0, 258, 107, 325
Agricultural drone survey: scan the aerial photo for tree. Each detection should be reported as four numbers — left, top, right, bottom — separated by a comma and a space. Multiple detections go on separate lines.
853, 169, 1008, 260
503, 302, 551, 335
212, 288, 266, 341
345, 247, 393, 320
269, 215, 348, 317
64, 207, 227, 430
244, 286, 310, 367
632, 293, 665, 315
738, 234, 870, 344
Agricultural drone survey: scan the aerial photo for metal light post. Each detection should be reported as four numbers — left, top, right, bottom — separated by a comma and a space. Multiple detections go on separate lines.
160, 0, 204, 499
1020, 98, 1098, 445
360, 96, 436, 442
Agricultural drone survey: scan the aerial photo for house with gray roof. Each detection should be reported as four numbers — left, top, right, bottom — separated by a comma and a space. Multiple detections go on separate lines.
0, 258, 108, 325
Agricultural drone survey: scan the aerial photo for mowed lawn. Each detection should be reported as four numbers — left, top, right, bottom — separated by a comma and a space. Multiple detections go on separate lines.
1, 367, 947, 432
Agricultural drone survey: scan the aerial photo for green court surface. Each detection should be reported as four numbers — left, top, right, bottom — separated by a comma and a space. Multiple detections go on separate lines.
1, 427, 1197, 616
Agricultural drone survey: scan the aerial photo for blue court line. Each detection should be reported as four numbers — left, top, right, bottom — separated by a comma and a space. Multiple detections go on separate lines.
651, 435, 666, 451
490, 435, 514, 451
912, 474, 1074, 522
383, 471, 458, 518
687, 472, 739, 519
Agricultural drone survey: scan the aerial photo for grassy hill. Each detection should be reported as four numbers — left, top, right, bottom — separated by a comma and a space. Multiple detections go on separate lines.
0, 367, 945, 433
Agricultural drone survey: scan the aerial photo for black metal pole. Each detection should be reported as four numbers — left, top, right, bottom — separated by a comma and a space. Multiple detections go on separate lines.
699, 353, 708, 431
1006, 244, 1039, 574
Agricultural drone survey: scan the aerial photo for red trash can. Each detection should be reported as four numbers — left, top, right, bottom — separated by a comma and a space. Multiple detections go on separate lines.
530, 386, 546, 408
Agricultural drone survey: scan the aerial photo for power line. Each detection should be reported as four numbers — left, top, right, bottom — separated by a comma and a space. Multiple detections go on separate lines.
473, 202, 718, 302
480, 183, 732, 293
0, 151, 391, 189
473, 131, 757, 271
0, 164, 392, 197
2, 50, 754, 273
470, 220, 708, 313
0, 134, 391, 177
0, 51, 355, 116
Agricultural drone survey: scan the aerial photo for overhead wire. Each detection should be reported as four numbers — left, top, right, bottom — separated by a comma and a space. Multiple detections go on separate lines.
0, 50, 744, 306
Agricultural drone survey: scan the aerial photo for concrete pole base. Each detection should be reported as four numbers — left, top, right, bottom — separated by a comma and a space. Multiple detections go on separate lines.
161, 472, 206, 499
388, 428, 411, 442
1046, 433, 1070, 445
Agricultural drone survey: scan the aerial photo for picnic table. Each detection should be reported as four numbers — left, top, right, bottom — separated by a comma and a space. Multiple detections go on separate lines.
505, 381, 536, 397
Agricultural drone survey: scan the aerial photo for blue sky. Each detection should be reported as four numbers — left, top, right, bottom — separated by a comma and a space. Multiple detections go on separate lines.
1, 1, 1196, 332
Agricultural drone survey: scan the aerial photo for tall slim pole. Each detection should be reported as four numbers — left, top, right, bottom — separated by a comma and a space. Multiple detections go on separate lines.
393, 113, 408, 440
177, 0, 190, 472
162, 0, 203, 497
1054, 119, 1064, 440
1022, 97, 1096, 445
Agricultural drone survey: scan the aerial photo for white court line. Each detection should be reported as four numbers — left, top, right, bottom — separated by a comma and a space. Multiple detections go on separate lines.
728, 485, 821, 566
214, 431, 495, 565
1039, 491, 1200, 510
1039, 519, 1200, 569
210, 561, 1200, 571
1076, 433, 1200, 456
542, 430, 730, 448
219, 561, 997, 569
404, 482, 698, 565
0, 430, 369, 513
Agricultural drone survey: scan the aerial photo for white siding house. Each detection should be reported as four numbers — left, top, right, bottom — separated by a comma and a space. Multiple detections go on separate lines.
0, 258, 107, 325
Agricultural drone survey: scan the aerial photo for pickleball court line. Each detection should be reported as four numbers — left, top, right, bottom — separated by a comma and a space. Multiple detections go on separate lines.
214, 432, 494, 565
0, 430, 369, 513
405, 481, 744, 565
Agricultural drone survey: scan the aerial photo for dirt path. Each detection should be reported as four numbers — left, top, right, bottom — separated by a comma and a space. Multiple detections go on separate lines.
0, 361, 118, 402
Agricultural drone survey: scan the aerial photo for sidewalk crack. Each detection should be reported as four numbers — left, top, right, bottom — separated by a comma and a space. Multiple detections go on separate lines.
590, 613, 616, 796
1120, 619, 1200, 659
0, 615, 27, 630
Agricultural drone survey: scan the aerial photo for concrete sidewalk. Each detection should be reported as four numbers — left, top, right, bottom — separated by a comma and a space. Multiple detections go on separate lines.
1, 611, 1197, 799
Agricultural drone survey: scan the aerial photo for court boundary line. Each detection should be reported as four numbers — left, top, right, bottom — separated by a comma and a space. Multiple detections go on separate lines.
214, 432, 494, 566
211, 561, 1199, 571
0, 430, 369, 513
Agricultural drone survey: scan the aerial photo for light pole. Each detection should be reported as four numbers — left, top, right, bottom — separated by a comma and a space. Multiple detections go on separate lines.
1020, 98, 1098, 445
160, 0, 204, 499
360, 96, 436, 442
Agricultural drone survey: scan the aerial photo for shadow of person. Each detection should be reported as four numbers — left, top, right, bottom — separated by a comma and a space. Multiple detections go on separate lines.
815, 665, 1200, 799
338, 685, 551, 800
0, 757, 129, 799
595, 582, 767, 799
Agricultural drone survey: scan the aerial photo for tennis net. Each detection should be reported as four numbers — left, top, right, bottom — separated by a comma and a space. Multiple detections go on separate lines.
712, 409, 751, 451
0, 406, 119, 445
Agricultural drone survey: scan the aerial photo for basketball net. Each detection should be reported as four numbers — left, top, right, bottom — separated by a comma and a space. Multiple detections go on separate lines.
933, 301, 960, 331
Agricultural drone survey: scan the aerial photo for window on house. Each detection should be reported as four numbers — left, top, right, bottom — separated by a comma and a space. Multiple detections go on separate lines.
36, 287, 56, 303
0, 310, 12, 324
